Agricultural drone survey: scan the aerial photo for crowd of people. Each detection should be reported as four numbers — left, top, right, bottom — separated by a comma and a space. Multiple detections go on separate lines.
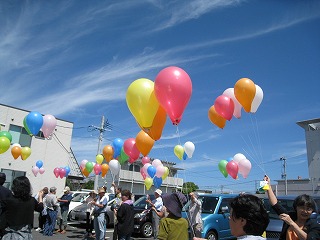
1, 172, 320, 240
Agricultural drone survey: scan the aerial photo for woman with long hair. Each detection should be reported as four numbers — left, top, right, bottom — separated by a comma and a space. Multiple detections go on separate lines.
0, 176, 43, 239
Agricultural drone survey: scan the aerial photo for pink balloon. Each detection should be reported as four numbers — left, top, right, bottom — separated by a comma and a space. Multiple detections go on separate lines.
214, 95, 235, 121
59, 168, 66, 178
42, 114, 57, 138
53, 167, 60, 178
226, 160, 239, 179
140, 168, 147, 180
123, 138, 140, 160
238, 158, 252, 178
155, 165, 165, 178
80, 159, 88, 170
142, 163, 151, 176
32, 166, 39, 177
141, 156, 150, 165
223, 88, 242, 119
155, 66, 192, 125
128, 158, 137, 164
152, 159, 162, 168
94, 163, 102, 175
39, 167, 45, 174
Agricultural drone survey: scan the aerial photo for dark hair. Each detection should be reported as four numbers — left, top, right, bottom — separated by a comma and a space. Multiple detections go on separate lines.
117, 187, 122, 192
293, 194, 316, 211
230, 194, 269, 236
12, 176, 32, 201
121, 189, 131, 199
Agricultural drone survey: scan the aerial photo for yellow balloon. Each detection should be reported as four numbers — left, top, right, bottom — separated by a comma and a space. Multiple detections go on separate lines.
174, 145, 184, 160
21, 147, 31, 160
144, 177, 153, 190
126, 78, 159, 129
162, 166, 169, 180
96, 154, 104, 164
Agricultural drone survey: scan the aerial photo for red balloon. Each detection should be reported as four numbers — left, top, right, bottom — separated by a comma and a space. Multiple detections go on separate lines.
226, 160, 239, 179
59, 168, 66, 178
53, 167, 60, 178
123, 138, 140, 161
155, 66, 192, 125
214, 95, 235, 121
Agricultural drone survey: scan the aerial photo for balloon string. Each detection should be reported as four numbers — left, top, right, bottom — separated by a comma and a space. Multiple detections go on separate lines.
176, 126, 181, 145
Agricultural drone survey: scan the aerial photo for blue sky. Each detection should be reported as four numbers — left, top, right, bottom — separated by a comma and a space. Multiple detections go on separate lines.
1, 0, 320, 193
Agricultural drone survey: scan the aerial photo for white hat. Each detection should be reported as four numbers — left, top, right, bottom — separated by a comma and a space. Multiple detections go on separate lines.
155, 189, 162, 196
63, 186, 70, 192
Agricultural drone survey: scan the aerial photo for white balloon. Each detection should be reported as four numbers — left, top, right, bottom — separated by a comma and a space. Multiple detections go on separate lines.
233, 153, 246, 163
152, 159, 163, 168
184, 141, 195, 158
109, 159, 121, 176
238, 158, 252, 178
250, 85, 263, 113
223, 88, 242, 119
12, 143, 21, 148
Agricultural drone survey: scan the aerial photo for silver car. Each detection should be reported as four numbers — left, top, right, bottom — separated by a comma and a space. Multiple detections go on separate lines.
69, 194, 115, 225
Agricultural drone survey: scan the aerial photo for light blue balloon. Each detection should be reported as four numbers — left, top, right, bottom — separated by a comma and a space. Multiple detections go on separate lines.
153, 177, 162, 188
112, 138, 124, 158
36, 160, 43, 168
26, 111, 43, 135
147, 166, 156, 178
65, 166, 71, 176
183, 152, 187, 160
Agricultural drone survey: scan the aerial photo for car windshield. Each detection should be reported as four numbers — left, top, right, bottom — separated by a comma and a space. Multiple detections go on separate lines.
263, 198, 295, 219
72, 193, 88, 202
133, 195, 155, 208
182, 196, 219, 214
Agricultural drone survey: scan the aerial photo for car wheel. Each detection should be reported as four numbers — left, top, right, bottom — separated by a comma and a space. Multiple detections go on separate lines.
206, 231, 218, 240
105, 215, 110, 226
141, 222, 153, 238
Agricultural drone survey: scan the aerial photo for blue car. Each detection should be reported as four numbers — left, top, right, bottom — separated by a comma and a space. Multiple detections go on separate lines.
182, 193, 238, 240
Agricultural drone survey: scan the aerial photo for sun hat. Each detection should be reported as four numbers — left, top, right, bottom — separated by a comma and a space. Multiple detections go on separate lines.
155, 189, 162, 196
98, 187, 106, 193
63, 186, 70, 192
162, 192, 187, 218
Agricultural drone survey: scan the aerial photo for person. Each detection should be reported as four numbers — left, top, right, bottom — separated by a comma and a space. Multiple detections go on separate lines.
84, 190, 97, 237
0, 173, 12, 237
114, 189, 134, 240
188, 192, 203, 238
57, 186, 73, 234
0, 176, 44, 239
35, 187, 48, 232
91, 187, 108, 240
158, 191, 188, 240
112, 184, 122, 240
43, 186, 60, 236
194, 193, 270, 240
264, 175, 320, 240
146, 189, 163, 239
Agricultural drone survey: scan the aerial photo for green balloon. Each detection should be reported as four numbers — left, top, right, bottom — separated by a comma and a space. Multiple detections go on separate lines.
218, 160, 228, 178
23, 116, 32, 136
85, 162, 94, 173
0, 137, 10, 154
0, 131, 12, 143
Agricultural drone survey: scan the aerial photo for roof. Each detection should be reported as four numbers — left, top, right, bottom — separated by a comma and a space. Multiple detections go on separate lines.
297, 118, 320, 130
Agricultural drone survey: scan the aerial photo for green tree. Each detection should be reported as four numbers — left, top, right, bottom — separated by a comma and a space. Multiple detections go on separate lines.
182, 182, 199, 194
82, 180, 94, 190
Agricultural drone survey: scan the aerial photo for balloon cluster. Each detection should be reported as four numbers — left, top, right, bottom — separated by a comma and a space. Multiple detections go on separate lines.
23, 112, 57, 137
208, 78, 263, 129
11, 144, 32, 160
173, 141, 195, 160
53, 166, 70, 178
218, 153, 252, 179
32, 160, 46, 177
126, 66, 192, 141
140, 158, 169, 190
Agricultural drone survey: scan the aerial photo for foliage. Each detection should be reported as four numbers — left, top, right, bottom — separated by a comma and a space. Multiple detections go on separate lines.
182, 182, 198, 194
82, 180, 94, 190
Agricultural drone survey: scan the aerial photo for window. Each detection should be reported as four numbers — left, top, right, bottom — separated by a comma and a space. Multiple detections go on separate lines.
0, 168, 26, 190
129, 164, 140, 172
9, 124, 45, 147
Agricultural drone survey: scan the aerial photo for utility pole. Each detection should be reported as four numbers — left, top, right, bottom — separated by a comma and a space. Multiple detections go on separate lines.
280, 156, 287, 195
88, 116, 112, 190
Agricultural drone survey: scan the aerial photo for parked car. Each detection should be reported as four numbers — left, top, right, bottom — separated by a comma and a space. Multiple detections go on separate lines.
133, 194, 156, 238
264, 195, 320, 240
182, 193, 238, 240
68, 192, 90, 215
69, 193, 115, 225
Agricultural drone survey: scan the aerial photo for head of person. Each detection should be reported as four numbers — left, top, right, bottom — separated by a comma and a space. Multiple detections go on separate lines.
89, 190, 97, 197
229, 194, 269, 237
189, 192, 199, 199
121, 189, 132, 201
162, 192, 187, 218
154, 189, 162, 198
12, 176, 32, 201
50, 187, 57, 194
43, 187, 49, 194
98, 187, 105, 196
63, 186, 70, 194
117, 187, 122, 194
0, 172, 6, 185
293, 194, 316, 220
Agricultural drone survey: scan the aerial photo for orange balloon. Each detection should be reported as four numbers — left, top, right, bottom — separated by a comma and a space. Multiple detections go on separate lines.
11, 146, 21, 159
101, 163, 109, 178
208, 105, 226, 129
82, 168, 90, 177
234, 78, 256, 112
102, 145, 114, 163
135, 130, 155, 156
143, 106, 167, 141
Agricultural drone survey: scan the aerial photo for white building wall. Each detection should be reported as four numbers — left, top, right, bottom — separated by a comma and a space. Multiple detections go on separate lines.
0, 104, 74, 197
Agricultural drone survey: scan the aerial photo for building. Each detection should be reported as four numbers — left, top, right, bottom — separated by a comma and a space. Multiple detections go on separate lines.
273, 118, 320, 196
0, 103, 83, 196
